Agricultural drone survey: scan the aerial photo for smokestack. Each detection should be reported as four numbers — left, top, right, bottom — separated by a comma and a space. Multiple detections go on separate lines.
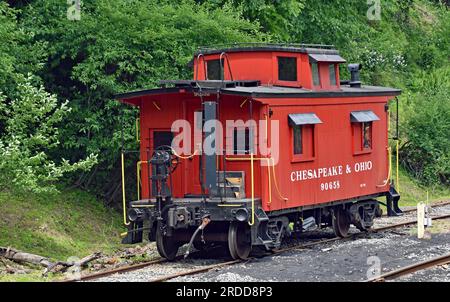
348, 63, 362, 88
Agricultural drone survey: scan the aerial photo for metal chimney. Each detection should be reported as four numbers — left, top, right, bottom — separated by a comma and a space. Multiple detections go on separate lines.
348, 63, 362, 88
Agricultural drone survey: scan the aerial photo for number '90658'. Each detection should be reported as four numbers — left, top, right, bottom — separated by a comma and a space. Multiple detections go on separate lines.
320, 180, 340, 191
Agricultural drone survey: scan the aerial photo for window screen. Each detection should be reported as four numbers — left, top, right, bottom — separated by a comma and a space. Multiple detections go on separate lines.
311, 63, 320, 86
278, 57, 297, 81
329, 64, 337, 86
206, 59, 224, 80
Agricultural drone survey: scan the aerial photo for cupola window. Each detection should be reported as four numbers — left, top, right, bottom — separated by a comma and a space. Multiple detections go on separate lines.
329, 64, 337, 86
311, 63, 320, 86
278, 57, 297, 81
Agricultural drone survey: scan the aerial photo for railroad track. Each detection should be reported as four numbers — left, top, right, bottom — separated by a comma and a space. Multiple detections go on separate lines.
65, 205, 450, 282
381, 199, 450, 216
367, 253, 450, 282
148, 213, 450, 282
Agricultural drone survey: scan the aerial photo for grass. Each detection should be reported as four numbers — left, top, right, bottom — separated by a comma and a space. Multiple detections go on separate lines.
0, 188, 125, 268
393, 167, 450, 207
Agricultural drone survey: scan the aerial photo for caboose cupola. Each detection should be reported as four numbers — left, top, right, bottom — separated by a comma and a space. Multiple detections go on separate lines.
192, 43, 346, 91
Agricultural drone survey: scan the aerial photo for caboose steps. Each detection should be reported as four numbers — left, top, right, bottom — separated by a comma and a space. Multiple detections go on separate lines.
386, 186, 403, 216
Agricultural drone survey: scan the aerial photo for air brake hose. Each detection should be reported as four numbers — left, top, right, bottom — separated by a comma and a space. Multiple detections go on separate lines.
184, 216, 211, 259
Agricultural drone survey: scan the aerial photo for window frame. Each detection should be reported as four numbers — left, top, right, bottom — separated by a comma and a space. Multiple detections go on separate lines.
350, 110, 378, 155
272, 52, 301, 87
352, 121, 373, 155
290, 124, 317, 163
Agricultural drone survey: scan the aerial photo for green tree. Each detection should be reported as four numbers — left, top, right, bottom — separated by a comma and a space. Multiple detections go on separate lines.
0, 2, 46, 98
198, 0, 305, 40
0, 76, 97, 193
400, 67, 450, 186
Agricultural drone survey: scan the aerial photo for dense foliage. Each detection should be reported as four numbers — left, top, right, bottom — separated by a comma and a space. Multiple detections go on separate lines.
401, 67, 450, 186
0, 76, 97, 193
0, 0, 448, 201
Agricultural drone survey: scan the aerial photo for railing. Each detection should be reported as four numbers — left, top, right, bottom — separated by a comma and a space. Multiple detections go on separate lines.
198, 42, 336, 52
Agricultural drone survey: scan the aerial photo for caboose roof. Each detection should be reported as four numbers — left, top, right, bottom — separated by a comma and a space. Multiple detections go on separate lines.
220, 84, 401, 98
194, 43, 340, 56
115, 81, 401, 105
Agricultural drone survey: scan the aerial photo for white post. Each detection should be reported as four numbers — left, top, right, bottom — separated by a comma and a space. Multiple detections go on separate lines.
417, 202, 425, 239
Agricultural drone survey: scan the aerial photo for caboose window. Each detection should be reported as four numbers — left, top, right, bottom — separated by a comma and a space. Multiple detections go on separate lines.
329, 64, 337, 86
206, 59, 224, 80
350, 110, 379, 154
233, 128, 252, 155
288, 113, 322, 161
311, 63, 320, 86
293, 126, 303, 154
153, 131, 174, 151
362, 122, 372, 149
278, 57, 297, 81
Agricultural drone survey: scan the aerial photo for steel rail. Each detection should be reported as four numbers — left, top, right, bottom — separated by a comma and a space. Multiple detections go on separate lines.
381, 199, 450, 216
62, 258, 167, 282
150, 260, 241, 283
374, 213, 450, 232
367, 253, 450, 282
401, 200, 450, 214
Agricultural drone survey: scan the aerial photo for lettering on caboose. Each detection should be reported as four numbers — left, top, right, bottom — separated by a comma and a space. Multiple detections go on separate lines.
290, 160, 373, 182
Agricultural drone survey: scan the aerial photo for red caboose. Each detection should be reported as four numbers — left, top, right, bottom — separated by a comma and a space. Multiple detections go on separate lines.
116, 43, 402, 260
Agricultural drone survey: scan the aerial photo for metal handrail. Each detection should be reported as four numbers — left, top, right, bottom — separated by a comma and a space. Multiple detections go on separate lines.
136, 160, 148, 200
198, 42, 335, 52
121, 152, 130, 226
194, 53, 207, 81
219, 52, 234, 82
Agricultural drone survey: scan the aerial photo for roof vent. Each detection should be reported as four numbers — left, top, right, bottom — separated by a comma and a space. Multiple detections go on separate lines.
348, 63, 362, 88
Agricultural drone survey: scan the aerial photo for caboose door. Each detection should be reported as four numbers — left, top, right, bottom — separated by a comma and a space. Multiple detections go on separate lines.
185, 102, 203, 195
150, 130, 173, 197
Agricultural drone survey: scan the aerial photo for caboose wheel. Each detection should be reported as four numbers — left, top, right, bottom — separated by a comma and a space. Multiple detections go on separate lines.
228, 222, 252, 260
156, 226, 179, 261
332, 207, 350, 238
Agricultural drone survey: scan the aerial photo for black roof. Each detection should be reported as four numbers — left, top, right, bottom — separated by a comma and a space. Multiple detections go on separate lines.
115, 81, 401, 101
220, 85, 401, 98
